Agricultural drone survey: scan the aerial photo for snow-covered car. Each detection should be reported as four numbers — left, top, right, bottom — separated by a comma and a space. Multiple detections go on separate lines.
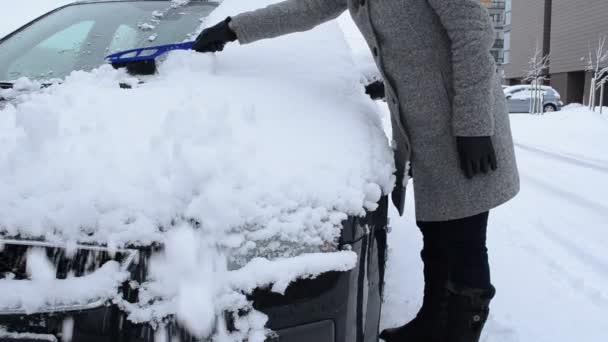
504, 84, 564, 113
0, 1, 395, 342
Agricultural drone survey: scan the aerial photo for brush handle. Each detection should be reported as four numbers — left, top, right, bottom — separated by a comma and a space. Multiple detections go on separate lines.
105, 42, 195, 64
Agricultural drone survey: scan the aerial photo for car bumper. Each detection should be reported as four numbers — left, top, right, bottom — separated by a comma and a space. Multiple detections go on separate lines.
268, 320, 335, 342
0, 268, 346, 342
1, 199, 388, 342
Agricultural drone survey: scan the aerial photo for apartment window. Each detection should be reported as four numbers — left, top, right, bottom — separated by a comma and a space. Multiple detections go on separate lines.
490, 13, 504, 25
491, 50, 505, 65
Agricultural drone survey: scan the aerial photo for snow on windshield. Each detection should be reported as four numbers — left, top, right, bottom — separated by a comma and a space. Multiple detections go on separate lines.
0, 0, 393, 338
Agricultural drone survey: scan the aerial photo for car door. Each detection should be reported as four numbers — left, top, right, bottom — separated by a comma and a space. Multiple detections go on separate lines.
508, 88, 531, 113
506, 94, 516, 113
362, 197, 388, 342
542, 89, 557, 109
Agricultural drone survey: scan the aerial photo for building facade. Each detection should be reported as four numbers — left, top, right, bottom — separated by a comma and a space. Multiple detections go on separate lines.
504, 0, 608, 105
503, 0, 512, 65
481, 0, 507, 75
503, 0, 549, 84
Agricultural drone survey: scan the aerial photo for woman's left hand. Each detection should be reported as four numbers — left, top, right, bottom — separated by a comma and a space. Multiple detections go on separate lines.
456, 136, 498, 179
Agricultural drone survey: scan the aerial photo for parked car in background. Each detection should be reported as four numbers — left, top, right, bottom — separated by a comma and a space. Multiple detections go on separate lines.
504, 85, 564, 113
0, 1, 391, 342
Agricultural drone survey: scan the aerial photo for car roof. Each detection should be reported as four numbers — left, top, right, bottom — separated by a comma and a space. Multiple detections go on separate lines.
504, 85, 555, 92
71, 0, 213, 4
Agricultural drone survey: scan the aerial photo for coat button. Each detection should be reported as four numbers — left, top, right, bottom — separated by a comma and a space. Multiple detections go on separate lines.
360, 0, 366, 5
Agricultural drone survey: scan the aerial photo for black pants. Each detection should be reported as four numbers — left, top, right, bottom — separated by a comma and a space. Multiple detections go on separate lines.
417, 211, 491, 289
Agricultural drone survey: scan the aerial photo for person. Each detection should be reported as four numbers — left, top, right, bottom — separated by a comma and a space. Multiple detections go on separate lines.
192, 1, 520, 341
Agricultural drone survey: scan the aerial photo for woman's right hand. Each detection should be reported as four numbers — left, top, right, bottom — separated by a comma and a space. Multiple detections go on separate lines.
192, 17, 238, 53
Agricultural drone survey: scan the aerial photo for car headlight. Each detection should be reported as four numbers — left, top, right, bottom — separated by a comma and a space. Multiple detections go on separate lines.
227, 240, 339, 270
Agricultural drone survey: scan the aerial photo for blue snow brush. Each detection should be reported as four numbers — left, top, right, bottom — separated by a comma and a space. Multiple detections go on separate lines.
106, 41, 195, 75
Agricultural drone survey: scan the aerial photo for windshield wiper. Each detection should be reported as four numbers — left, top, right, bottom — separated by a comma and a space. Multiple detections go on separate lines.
0, 81, 57, 90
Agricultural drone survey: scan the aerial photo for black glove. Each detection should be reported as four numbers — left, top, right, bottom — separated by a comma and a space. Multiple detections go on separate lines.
456, 136, 498, 179
365, 80, 386, 100
192, 17, 237, 53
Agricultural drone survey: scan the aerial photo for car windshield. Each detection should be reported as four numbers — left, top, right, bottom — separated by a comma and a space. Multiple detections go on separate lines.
0, 1, 216, 81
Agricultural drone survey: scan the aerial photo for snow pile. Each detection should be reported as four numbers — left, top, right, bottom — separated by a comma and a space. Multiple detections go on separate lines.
0, 0, 393, 251
0, 248, 128, 314
337, 14, 381, 83
1, 0, 393, 339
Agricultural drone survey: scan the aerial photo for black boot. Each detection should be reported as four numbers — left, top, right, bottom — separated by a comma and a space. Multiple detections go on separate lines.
445, 282, 496, 342
379, 254, 449, 342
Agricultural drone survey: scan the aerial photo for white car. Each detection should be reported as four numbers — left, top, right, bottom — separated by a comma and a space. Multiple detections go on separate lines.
503, 84, 564, 113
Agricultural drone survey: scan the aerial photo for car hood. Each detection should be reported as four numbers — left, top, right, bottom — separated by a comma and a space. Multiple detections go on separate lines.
0, 0, 393, 255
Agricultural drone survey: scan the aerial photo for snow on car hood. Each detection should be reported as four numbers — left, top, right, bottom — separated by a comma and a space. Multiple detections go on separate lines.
0, 0, 394, 338
0, 0, 394, 250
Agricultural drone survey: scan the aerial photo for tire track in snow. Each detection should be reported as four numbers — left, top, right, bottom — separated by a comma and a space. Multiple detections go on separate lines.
512, 228, 608, 308
514, 149, 608, 308
537, 226, 608, 280
522, 173, 608, 221
515, 143, 608, 174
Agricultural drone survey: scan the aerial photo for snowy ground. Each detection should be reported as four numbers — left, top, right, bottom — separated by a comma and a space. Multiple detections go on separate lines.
337, 15, 608, 342
379, 106, 608, 342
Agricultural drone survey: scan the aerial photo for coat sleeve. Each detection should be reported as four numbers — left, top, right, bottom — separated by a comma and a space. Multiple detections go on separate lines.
230, 0, 348, 44
426, 0, 497, 137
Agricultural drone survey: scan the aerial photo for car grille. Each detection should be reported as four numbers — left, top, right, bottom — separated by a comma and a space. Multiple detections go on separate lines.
0, 239, 138, 315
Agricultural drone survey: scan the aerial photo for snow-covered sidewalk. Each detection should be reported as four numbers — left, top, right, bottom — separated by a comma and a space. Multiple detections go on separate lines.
337, 15, 608, 341
380, 107, 608, 342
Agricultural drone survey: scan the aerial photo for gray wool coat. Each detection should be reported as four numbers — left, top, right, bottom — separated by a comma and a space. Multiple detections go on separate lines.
231, 0, 520, 221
